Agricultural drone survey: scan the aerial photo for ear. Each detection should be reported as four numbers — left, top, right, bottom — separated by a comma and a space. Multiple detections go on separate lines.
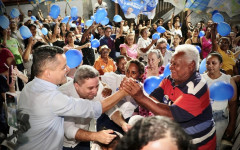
74, 82, 79, 90
189, 60, 196, 71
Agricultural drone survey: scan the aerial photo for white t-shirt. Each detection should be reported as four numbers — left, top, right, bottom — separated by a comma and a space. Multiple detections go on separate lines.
201, 73, 231, 111
94, 1, 108, 12
137, 37, 155, 62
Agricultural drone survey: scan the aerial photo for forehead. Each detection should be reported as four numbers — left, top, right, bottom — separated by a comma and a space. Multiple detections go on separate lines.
171, 52, 185, 61
127, 63, 139, 70
81, 77, 99, 86
157, 42, 167, 47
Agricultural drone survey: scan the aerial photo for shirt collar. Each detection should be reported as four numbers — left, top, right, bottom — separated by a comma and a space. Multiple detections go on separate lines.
169, 71, 199, 88
34, 77, 58, 89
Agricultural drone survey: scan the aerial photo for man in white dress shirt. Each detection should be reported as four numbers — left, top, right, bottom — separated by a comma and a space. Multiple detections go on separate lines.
16, 46, 127, 150
59, 65, 130, 150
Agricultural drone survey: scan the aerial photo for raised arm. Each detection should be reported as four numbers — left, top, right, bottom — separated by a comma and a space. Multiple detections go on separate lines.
211, 23, 218, 52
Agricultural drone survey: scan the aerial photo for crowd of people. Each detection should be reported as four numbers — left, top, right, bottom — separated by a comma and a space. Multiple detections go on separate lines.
1, 1, 240, 150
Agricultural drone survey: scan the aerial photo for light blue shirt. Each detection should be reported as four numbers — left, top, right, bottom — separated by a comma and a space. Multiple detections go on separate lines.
16, 77, 102, 150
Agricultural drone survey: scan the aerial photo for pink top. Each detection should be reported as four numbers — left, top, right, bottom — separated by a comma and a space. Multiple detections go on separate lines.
120, 44, 138, 59
201, 36, 212, 58
139, 66, 165, 117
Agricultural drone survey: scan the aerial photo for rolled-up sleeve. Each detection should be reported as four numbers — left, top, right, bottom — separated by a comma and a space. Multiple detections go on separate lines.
64, 118, 79, 140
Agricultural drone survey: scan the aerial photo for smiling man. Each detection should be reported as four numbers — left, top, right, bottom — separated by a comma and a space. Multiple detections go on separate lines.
122, 44, 216, 150
16, 46, 128, 150
59, 65, 129, 150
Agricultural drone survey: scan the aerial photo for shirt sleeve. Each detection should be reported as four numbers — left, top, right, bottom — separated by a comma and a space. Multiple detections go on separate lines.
64, 117, 79, 140
51, 92, 102, 120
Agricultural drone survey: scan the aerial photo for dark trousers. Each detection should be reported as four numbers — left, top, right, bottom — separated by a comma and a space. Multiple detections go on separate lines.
97, 114, 129, 135
63, 141, 90, 150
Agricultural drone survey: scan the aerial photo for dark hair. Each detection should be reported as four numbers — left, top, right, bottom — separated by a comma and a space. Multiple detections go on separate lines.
28, 10, 32, 13
43, 23, 50, 31
207, 52, 223, 64
126, 59, 145, 77
28, 24, 36, 29
60, 23, 66, 37
115, 55, 126, 65
32, 45, 64, 77
98, 128, 121, 149
115, 116, 194, 150
29, 41, 48, 82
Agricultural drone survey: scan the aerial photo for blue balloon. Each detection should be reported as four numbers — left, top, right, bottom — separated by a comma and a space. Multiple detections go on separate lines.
71, 7, 78, 18
10, 8, 20, 18
209, 81, 234, 101
113, 15, 122, 22
91, 15, 95, 21
212, 13, 224, 23
65, 49, 83, 69
157, 26, 166, 33
196, 46, 201, 53
20, 26, 32, 39
95, 8, 107, 23
49, 5, 60, 19
217, 22, 231, 37
85, 20, 93, 27
61, 16, 70, 24
199, 31, 205, 37
41, 28, 48, 35
144, 76, 163, 94
199, 58, 206, 74
31, 16, 37, 21
163, 63, 171, 77
70, 22, 77, 28
212, 10, 219, 16
152, 33, 160, 40
91, 39, 100, 48
100, 17, 109, 26
146, 0, 158, 12
0, 15, 9, 29
90, 34, 94, 41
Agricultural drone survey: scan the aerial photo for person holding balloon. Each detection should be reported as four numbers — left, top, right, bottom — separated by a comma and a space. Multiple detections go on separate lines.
200, 26, 212, 58
155, 38, 172, 67
49, 23, 65, 48
211, 23, 240, 76
137, 27, 157, 64
185, 27, 202, 48
201, 52, 237, 149
120, 32, 138, 60
139, 49, 165, 117
121, 44, 216, 149
63, 31, 89, 53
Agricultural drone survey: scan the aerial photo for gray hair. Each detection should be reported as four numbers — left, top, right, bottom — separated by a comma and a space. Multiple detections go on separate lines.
147, 49, 164, 66
157, 38, 168, 45
73, 65, 99, 84
174, 44, 200, 70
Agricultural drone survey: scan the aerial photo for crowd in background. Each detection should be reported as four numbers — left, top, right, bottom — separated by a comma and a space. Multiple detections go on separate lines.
1, 1, 240, 150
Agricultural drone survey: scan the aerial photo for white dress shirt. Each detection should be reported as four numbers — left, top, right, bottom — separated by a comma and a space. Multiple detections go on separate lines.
16, 77, 102, 150
59, 79, 118, 148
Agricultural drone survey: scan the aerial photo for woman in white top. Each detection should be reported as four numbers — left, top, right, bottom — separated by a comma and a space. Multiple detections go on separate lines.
201, 52, 237, 150
137, 27, 157, 64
